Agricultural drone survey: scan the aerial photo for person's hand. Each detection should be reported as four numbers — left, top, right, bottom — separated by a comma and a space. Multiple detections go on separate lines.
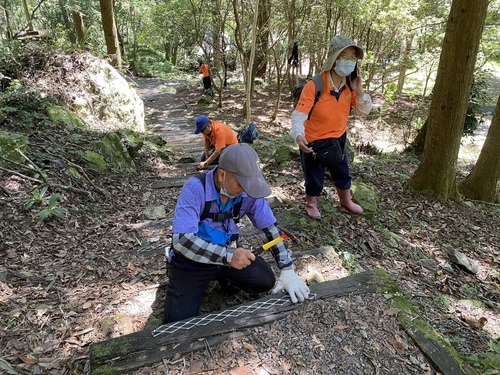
296, 135, 313, 153
271, 269, 310, 303
350, 66, 364, 97
196, 161, 207, 170
230, 247, 256, 269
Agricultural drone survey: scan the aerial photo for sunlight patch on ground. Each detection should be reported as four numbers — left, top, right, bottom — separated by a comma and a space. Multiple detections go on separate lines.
448, 297, 500, 340
118, 288, 157, 316
457, 117, 490, 169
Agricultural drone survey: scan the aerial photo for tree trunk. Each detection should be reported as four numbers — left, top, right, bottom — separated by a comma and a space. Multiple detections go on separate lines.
408, 118, 428, 153
396, 35, 413, 95
254, 0, 270, 79
72, 10, 85, 46
244, 0, 260, 124
164, 41, 171, 62
99, 0, 122, 71
458, 95, 500, 202
58, 0, 76, 44
22, 0, 33, 31
407, 0, 489, 200
2, 0, 13, 39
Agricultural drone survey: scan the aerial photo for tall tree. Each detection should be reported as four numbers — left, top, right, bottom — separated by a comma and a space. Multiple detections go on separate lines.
99, 0, 122, 70
407, 0, 489, 199
254, 0, 270, 79
72, 10, 85, 47
2, 0, 13, 39
58, 0, 76, 44
22, 0, 33, 32
244, 0, 259, 123
458, 95, 500, 203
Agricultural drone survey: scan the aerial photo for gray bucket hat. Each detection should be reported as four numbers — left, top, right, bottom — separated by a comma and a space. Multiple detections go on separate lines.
321, 35, 364, 72
219, 143, 271, 198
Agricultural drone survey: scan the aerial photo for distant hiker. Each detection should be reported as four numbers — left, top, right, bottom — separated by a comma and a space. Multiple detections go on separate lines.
288, 40, 299, 68
164, 143, 309, 323
290, 35, 372, 218
194, 115, 238, 170
198, 61, 213, 96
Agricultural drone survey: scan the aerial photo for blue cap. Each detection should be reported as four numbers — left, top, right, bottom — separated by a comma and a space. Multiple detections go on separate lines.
194, 115, 210, 134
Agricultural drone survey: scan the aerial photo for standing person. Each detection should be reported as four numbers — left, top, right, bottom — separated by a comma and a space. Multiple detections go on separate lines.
290, 35, 372, 218
288, 40, 299, 68
164, 143, 310, 323
198, 60, 213, 95
194, 115, 238, 170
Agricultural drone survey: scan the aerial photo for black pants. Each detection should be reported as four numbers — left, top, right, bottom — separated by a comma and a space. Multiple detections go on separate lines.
202, 76, 212, 90
164, 253, 275, 323
300, 133, 351, 196
200, 146, 221, 164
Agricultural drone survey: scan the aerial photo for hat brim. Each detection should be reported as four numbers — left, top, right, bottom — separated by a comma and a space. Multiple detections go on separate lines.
321, 45, 364, 72
234, 173, 271, 199
194, 128, 202, 134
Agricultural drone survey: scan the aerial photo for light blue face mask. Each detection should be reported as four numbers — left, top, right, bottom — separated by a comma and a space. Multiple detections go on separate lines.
220, 187, 238, 199
220, 174, 239, 199
334, 60, 356, 77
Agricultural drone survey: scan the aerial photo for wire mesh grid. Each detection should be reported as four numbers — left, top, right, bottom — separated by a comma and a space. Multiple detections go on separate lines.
152, 295, 291, 337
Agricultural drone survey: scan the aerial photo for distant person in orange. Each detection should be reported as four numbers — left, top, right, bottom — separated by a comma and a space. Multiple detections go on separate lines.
198, 61, 213, 95
194, 115, 238, 169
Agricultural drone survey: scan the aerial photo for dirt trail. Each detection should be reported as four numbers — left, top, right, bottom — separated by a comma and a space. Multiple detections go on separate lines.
134, 77, 204, 159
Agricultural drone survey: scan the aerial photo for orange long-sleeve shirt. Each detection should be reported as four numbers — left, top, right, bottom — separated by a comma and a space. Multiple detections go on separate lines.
199, 64, 210, 78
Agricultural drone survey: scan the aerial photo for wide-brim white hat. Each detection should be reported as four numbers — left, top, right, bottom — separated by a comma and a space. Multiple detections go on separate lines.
321, 35, 364, 72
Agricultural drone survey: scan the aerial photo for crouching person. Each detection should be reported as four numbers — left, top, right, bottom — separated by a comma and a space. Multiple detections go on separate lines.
164, 143, 310, 323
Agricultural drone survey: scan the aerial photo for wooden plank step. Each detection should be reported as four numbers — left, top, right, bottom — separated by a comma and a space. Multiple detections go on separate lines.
89, 271, 377, 373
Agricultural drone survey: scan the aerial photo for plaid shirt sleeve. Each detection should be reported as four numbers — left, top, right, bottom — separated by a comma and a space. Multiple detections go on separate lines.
172, 232, 235, 266
258, 223, 293, 269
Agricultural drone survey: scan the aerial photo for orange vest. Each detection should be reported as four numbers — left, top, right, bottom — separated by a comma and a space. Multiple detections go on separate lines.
295, 71, 357, 142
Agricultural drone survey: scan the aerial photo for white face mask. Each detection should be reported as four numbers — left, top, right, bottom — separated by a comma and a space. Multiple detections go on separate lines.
220, 173, 239, 199
334, 60, 356, 77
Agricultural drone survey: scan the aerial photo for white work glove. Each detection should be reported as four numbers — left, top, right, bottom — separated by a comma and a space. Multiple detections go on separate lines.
271, 269, 310, 303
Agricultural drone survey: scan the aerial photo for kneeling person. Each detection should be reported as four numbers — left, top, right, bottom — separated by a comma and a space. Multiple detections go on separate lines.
164, 143, 309, 323
194, 115, 238, 170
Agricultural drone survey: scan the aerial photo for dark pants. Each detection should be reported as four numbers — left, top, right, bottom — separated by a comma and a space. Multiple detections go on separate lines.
300, 133, 351, 196
199, 146, 219, 164
202, 76, 212, 89
164, 253, 275, 323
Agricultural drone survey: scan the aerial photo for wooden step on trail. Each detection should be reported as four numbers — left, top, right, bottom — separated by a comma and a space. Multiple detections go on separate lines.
89, 271, 377, 373
89, 268, 475, 375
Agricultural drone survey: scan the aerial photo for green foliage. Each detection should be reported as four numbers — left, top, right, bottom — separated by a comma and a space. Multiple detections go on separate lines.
0, 79, 53, 128
340, 251, 356, 268
0, 44, 60, 129
177, 55, 201, 73
4, 319, 17, 329
21, 187, 67, 221
384, 82, 398, 103
483, 0, 500, 63
128, 48, 176, 77
467, 339, 500, 374
0, 40, 23, 78
22, 186, 48, 210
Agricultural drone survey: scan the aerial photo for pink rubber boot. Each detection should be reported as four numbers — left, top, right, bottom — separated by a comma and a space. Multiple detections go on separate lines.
305, 195, 321, 219
336, 188, 363, 214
